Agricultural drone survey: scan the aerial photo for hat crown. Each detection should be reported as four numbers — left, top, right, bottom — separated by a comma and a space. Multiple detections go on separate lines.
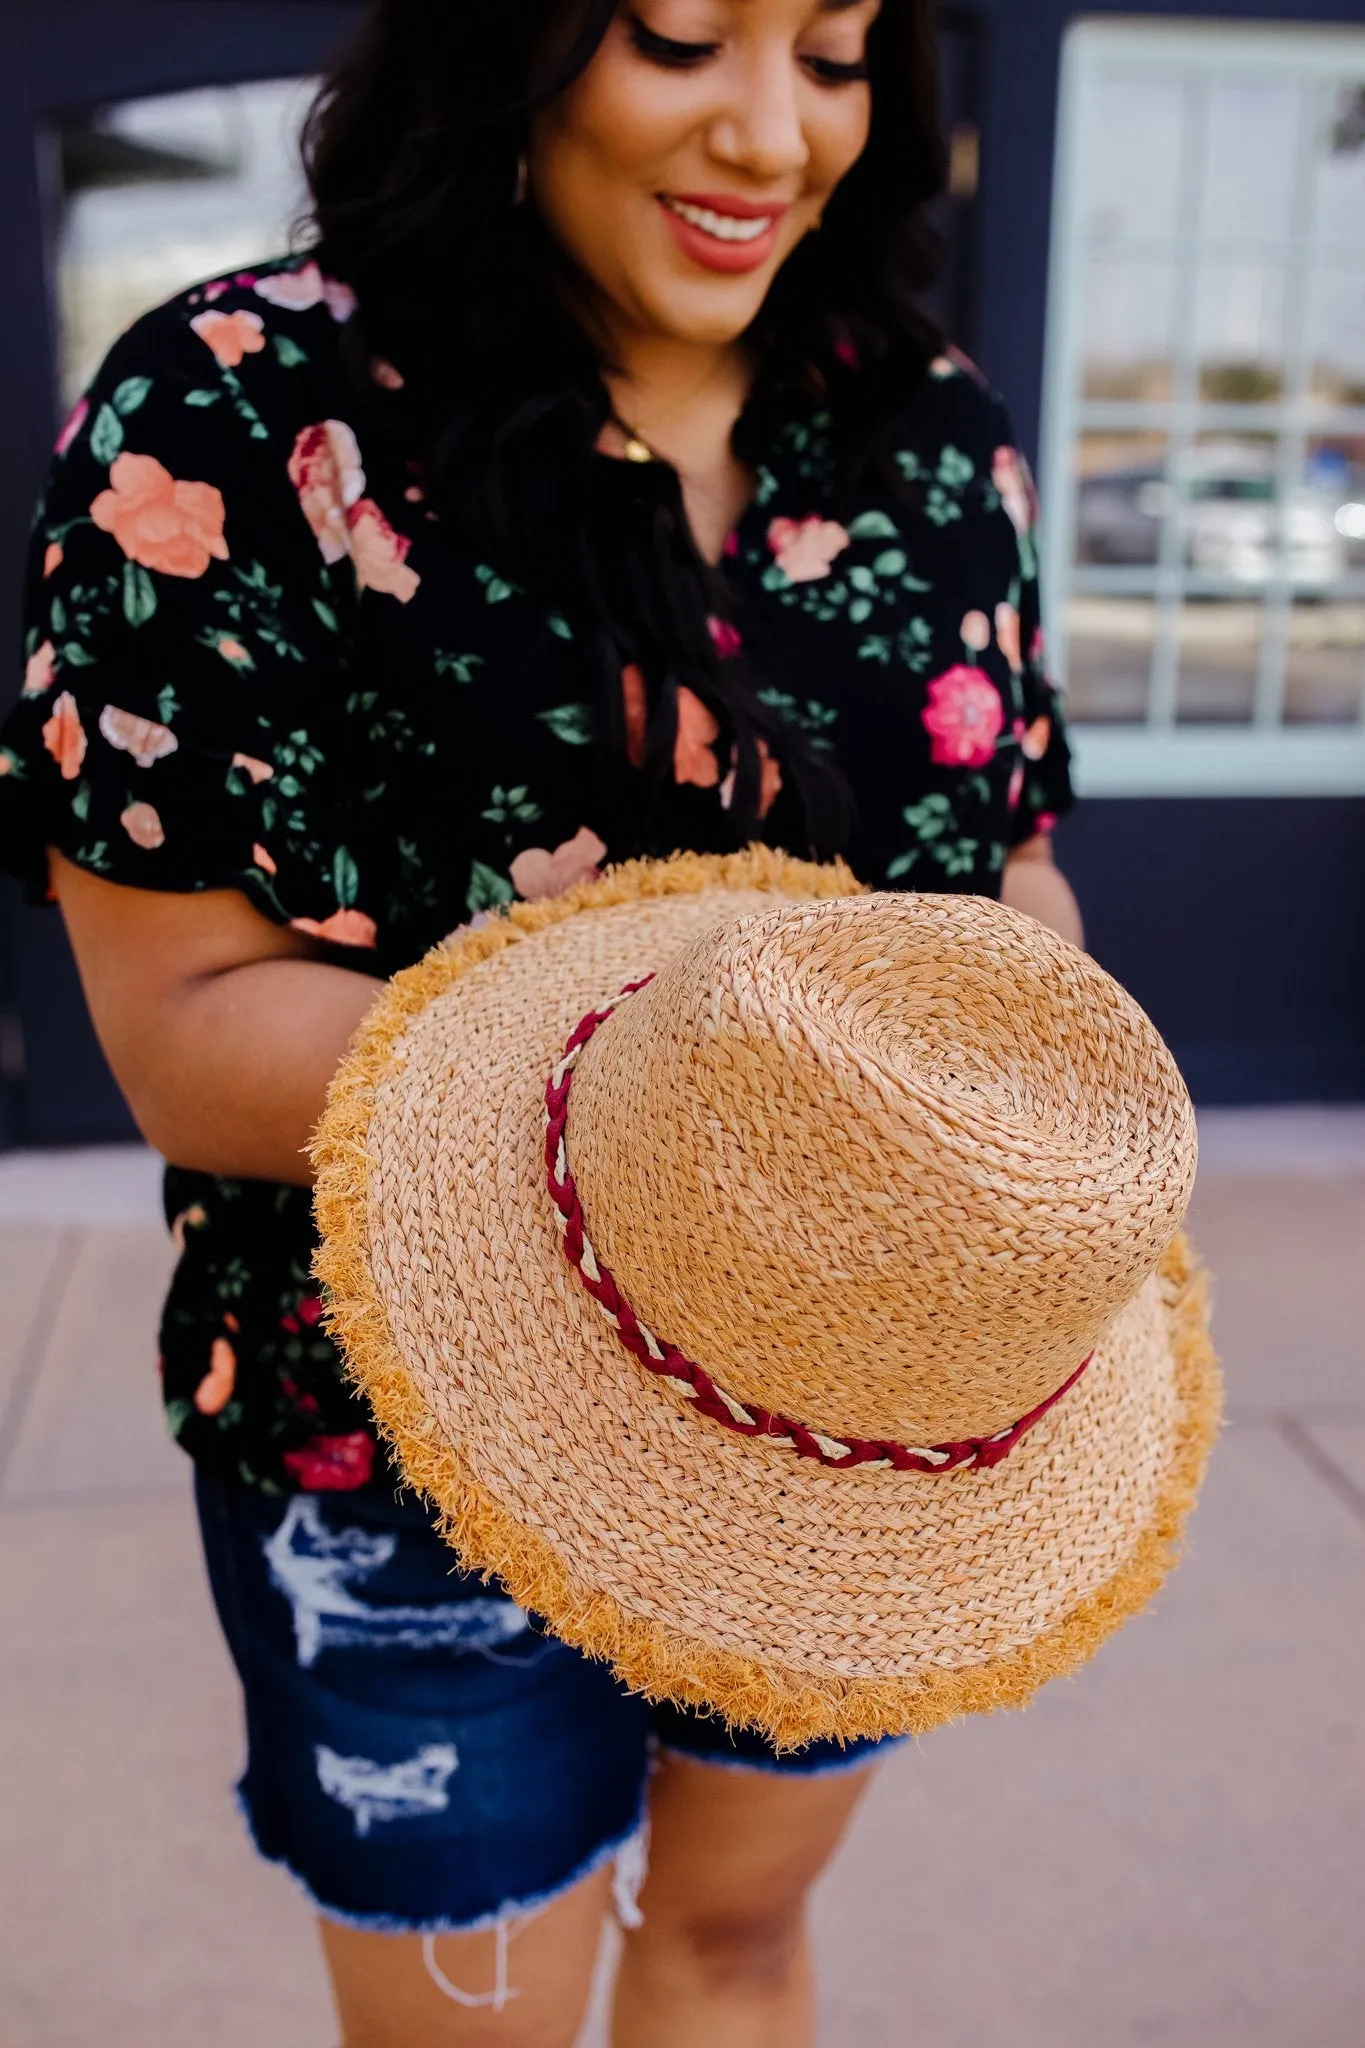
565, 892, 1196, 1443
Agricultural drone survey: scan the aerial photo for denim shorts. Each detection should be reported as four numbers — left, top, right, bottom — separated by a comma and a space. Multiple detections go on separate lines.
195, 1470, 894, 1933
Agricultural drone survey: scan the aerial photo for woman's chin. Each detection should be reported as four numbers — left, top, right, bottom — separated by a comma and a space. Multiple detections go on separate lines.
631, 279, 772, 349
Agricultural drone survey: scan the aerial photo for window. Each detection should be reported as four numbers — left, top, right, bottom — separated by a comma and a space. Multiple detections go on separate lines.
1041, 23, 1365, 793
50, 78, 315, 408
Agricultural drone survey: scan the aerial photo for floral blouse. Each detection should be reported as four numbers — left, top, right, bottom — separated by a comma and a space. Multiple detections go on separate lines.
0, 252, 1072, 1495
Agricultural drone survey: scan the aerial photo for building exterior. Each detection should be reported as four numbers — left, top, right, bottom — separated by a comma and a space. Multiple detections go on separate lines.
1, 0, 1363, 1145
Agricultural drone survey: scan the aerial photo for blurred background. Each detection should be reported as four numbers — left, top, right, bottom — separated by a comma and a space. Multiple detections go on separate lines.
0, 4, 1362, 2046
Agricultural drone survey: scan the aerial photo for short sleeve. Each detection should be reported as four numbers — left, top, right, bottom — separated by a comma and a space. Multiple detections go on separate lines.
0, 298, 373, 945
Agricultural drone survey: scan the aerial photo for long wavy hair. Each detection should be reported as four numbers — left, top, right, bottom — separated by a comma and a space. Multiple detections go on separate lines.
304, 0, 947, 853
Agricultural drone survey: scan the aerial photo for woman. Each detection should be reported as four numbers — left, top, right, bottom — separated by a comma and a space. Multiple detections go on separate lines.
0, 0, 1080, 2040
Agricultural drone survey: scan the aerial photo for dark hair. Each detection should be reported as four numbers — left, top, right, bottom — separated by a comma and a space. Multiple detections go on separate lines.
304, 0, 946, 853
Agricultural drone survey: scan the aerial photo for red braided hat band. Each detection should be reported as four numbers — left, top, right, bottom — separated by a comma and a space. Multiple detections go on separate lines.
544, 978, 1092, 1474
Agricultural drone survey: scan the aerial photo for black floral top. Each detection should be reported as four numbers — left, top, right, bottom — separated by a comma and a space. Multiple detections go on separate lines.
0, 252, 1072, 1495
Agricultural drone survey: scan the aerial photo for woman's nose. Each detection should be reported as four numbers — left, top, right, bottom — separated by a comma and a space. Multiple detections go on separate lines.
708, 56, 812, 181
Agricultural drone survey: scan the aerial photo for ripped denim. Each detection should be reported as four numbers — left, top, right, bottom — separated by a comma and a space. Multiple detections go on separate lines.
195, 1470, 894, 1935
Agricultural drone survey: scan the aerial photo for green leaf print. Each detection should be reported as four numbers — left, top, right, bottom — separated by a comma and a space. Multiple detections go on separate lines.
537, 703, 594, 746
272, 333, 308, 369
466, 861, 514, 916
184, 389, 222, 408
59, 642, 96, 667
846, 510, 899, 540
873, 549, 908, 578
482, 784, 542, 826
474, 564, 520, 604
935, 839, 978, 878
546, 612, 573, 641
937, 445, 975, 487
433, 651, 483, 683
90, 403, 124, 465
332, 847, 360, 908
122, 561, 157, 627
157, 685, 180, 724
312, 598, 340, 633
111, 376, 152, 417
902, 794, 953, 839
848, 597, 873, 624
49, 595, 66, 636
70, 781, 91, 822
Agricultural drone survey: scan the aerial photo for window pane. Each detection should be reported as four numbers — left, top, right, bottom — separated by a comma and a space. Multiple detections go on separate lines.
1075, 431, 1169, 567
1175, 602, 1262, 723
1306, 268, 1365, 407
1178, 435, 1345, 594
1079, 258, 1177, 401
1075, 73, 1188, 243
1200, 78, 1302, 245
1064, 599, 1156, 723
1284, 599, 1365, 725
1313, 83, 1365, 247
1194, 262, 1286, 403
54, 78, 314, 405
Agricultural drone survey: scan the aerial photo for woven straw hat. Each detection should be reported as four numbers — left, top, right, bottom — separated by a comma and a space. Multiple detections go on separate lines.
314, 849, 1219, 1747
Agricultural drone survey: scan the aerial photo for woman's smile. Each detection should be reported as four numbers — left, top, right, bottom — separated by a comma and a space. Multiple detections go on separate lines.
657, 191, 789, 271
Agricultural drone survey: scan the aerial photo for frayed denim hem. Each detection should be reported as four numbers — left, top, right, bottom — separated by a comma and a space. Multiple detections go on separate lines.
655, 1733, 909, 1778
231, 1781, 650, 1937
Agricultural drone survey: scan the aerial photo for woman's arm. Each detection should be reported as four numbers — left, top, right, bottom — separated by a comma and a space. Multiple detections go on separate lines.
52, 852, 383, 1187
1000, 833, 1084, 949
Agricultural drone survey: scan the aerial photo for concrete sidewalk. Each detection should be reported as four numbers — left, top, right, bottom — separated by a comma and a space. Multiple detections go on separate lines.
1, 1119, 1363, 2046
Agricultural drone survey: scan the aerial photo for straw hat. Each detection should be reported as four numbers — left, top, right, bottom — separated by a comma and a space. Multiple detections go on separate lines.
314, 848, 1219, 1747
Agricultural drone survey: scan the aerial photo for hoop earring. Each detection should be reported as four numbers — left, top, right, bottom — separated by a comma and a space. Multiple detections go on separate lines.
513, 154, 529, 207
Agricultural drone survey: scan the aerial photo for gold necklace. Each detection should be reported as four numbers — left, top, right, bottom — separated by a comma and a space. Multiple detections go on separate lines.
613, 351, 739, 464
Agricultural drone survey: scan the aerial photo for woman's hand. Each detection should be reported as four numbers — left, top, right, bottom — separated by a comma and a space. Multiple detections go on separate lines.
1000, 833, 1084, 949
51, 852, 383, 1186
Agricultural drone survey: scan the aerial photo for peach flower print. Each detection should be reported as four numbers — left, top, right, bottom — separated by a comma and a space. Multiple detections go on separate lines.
347, 500, 420, 602
621, 663, 648, 767
288, 420, 365, 563
510, 827, 608, 901
42, 692, 86, 780
99, 705, 178, 768
252, 842, 278, 875
120, 802, 165, 850
674, 688, 721, 788
194, 1336, 237, 1415
90, 453, 228, 579
992, 447, 1036, 538
43, 542, 63, 578
170, 1202, 208, 1252
960, 609, 991, 654
55, 397, 88, 457
290, 907, 378, 948
371, 357, 405, 391
23, 640, 56, 696
282, 1431, 375, 1490
232, 752, 274, 784
190, 308, 266, 368
921, 665, 1003, 769
994, 601, 1022, 673
215, 635, 252, 668
254, 262, 356, 321
766, 515, 850, 584
1021, 715, 1051, 762
720, 738, 783, 820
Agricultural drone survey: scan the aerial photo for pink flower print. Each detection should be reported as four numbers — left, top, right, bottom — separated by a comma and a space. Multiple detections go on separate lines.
288, 420, 366, 564
120, 801, 165, 849
190, 308, 266, 368
1031, 623, 1046, 665
282, 1431, 376, 1491
42, 693, 86, 780
723, 530, 740, 559
194, 1336, 237, 1415
99, 705, 178, 768
509, 826, 608, 902
43, 542, 63, 579
708, 614, 742, 659
960, 609, 991, 654
254, 262, 356, 322
55, 397, 89, 457
921, 665, 1004, 769
929, 354, 956, 379
347, 500, 420, 602
232, 752, 274, 785
992, 447, 1037, 538
994, 600, 1022, 673
290, 908, 378, 949
280, 1292, 325, 1334
766, 515, 850, 584
23, 640, 56, 697
1035, 812, 1058, 835
370, 356, 405, 391
835, 335, 860, 369
1007, 759, 1025, 812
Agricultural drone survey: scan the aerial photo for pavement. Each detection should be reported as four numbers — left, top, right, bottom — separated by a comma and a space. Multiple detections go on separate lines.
1, 1116, 1363, 2047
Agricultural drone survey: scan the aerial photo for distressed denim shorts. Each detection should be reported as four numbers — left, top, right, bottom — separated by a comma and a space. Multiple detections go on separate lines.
195, 1471, 894, 1933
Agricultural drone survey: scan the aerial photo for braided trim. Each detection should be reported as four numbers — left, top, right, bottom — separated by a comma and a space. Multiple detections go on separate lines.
544, 979, 1092, 1474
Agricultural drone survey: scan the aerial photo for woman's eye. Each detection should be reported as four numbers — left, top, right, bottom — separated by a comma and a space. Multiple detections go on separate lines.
802, 53, 870, 85
628, 16, 720, 67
